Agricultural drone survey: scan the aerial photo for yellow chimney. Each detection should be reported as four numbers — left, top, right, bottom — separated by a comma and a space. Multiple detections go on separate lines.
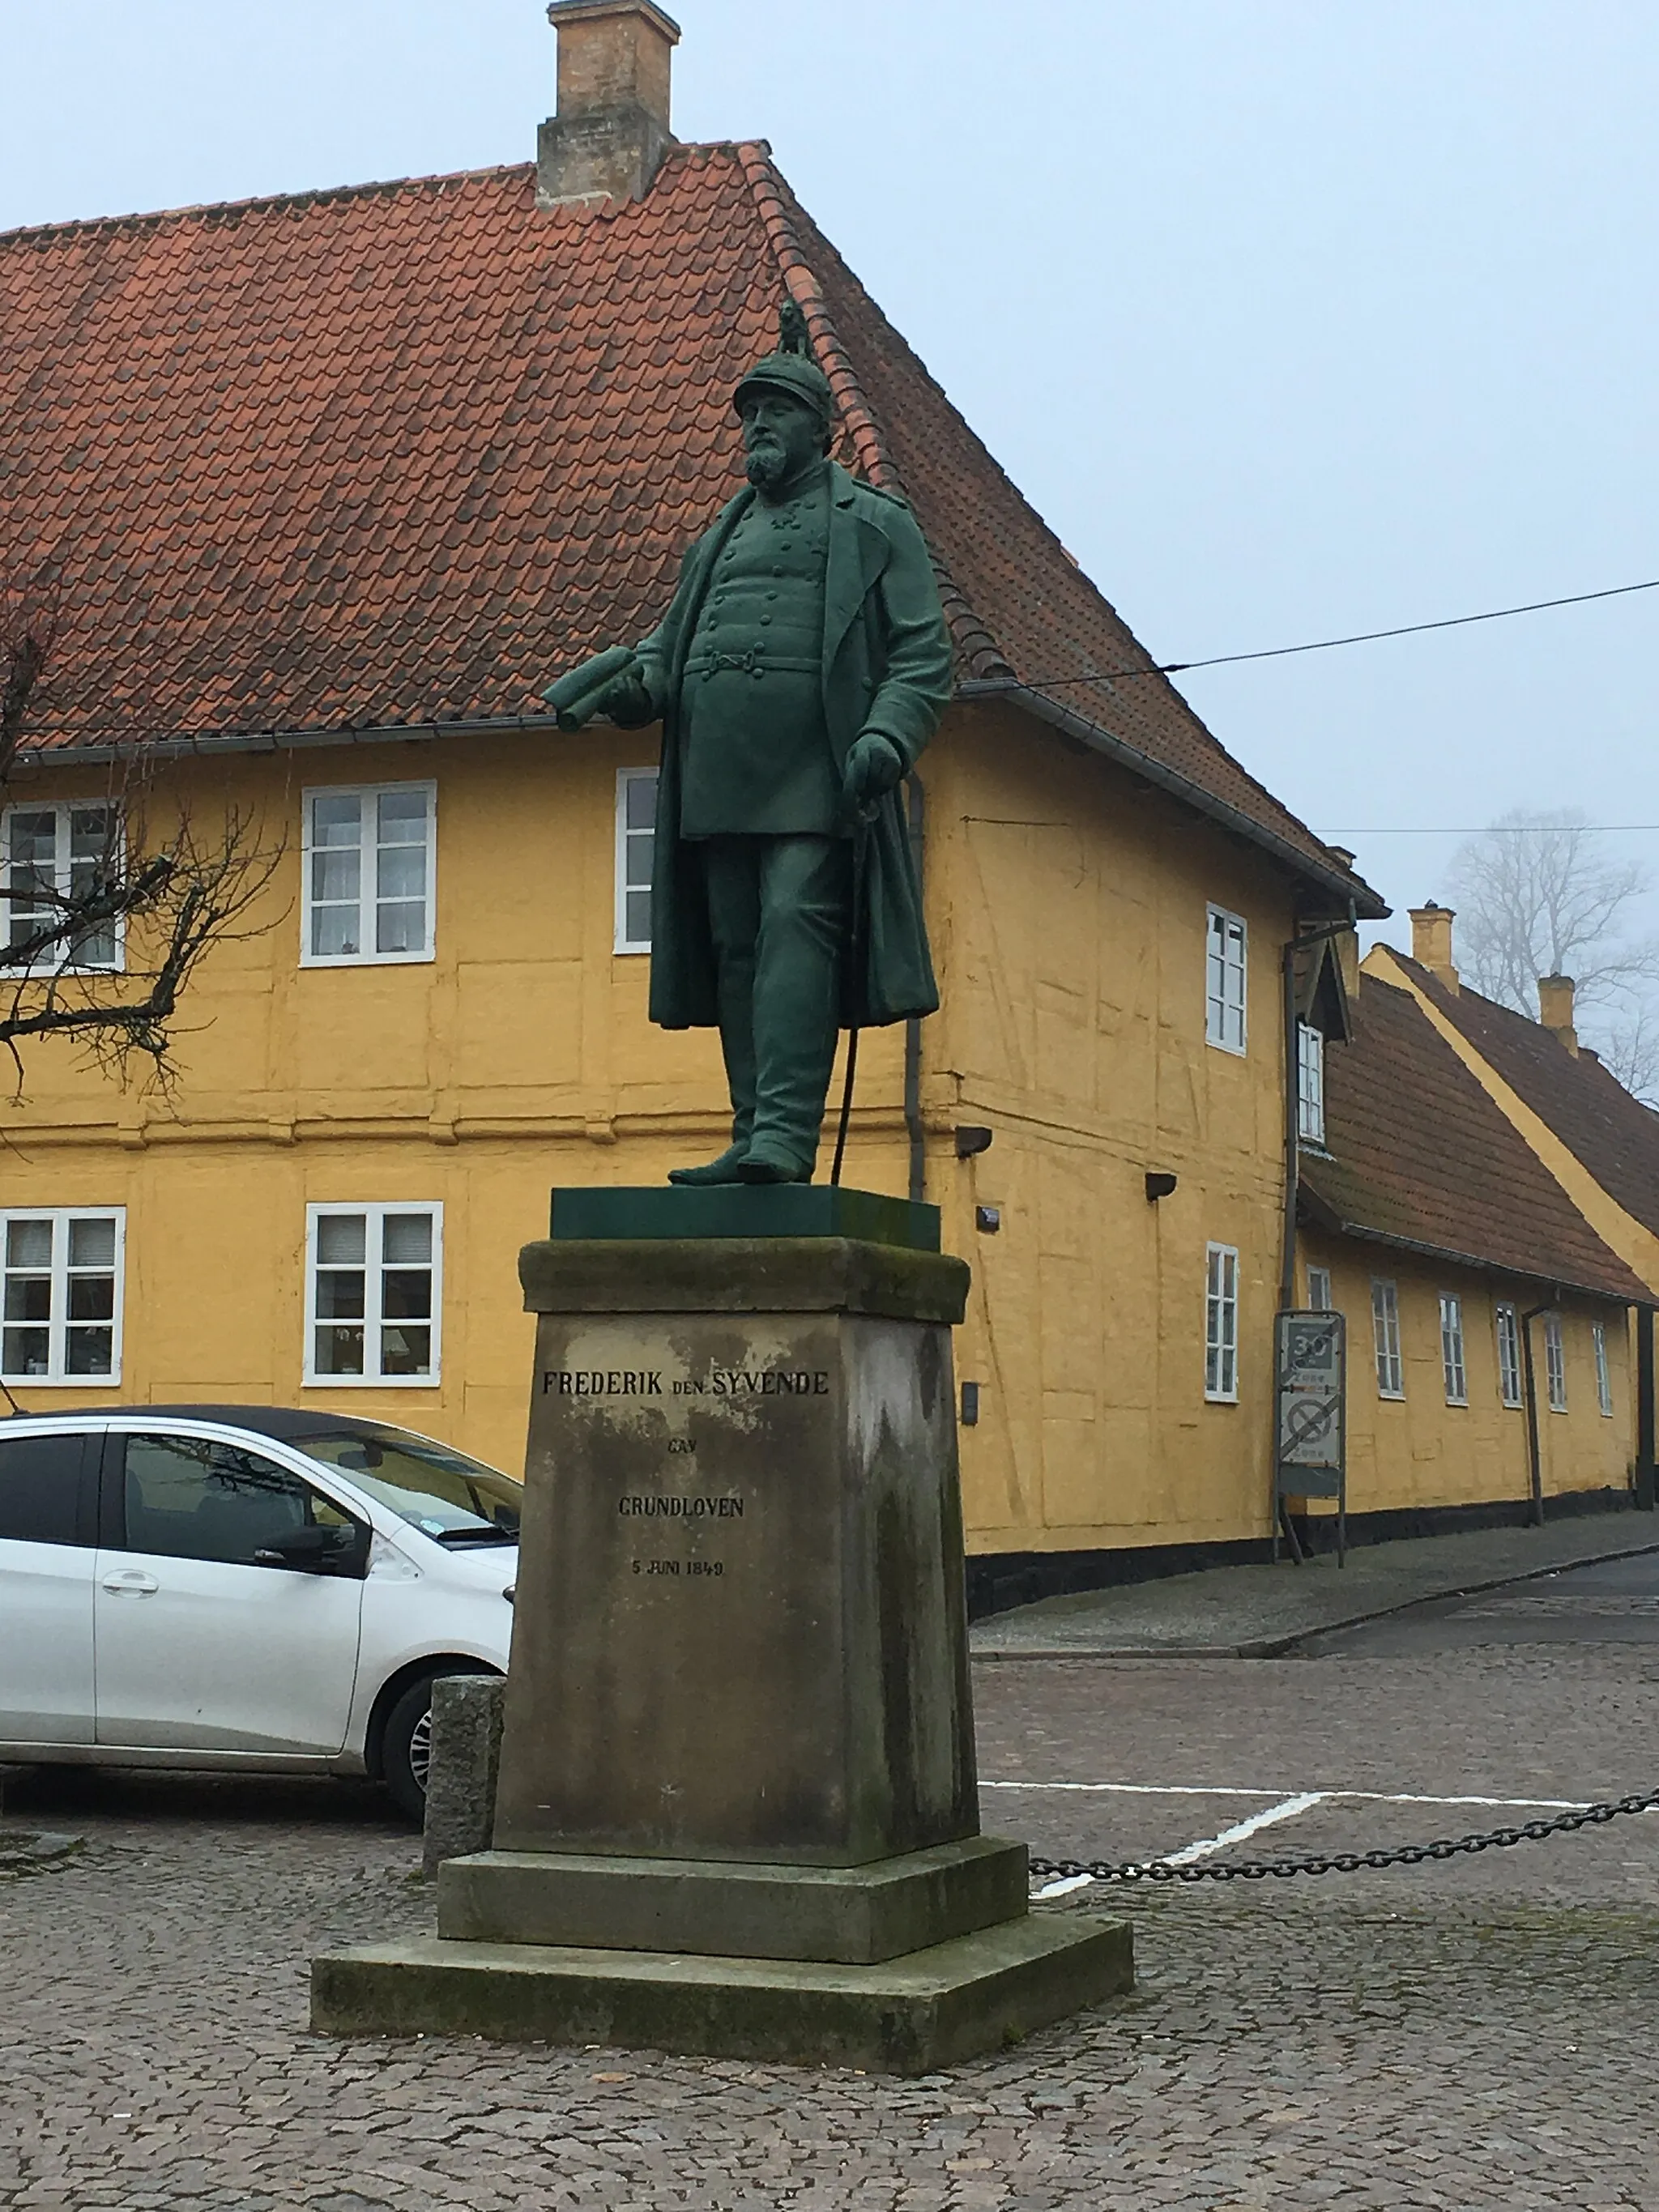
1410, 902, 1458, 992
1537, 974, 1579, 1055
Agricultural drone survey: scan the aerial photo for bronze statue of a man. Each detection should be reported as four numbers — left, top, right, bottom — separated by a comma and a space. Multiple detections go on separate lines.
548, 316, 953, 1185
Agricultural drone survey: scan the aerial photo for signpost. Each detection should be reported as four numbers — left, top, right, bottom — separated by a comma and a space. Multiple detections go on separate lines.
1273, 1310, 1346, 1565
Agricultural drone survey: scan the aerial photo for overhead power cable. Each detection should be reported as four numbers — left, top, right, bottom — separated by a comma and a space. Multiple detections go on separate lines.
970, 574, 1659, 696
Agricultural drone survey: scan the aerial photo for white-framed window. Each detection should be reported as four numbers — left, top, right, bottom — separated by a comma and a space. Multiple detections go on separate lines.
615, 768, 657, 953
1371, 1279, 1404, 1398
1296, 1021, 1326, 1144
2, 803, 123, 974
1495, 1302, 1523, 1409
1205, 906, 1247, 1054
1, 1209, 124, 1384
1593, 1321, 1614, 1417
1205, 1242, 1239, 1402
301, 783, 435, 965
305, 1204, 441, 1386
1439, 1294, 1467, 1405
1543, 1311, 1567, 1412
1306, 1264, 1333, 1311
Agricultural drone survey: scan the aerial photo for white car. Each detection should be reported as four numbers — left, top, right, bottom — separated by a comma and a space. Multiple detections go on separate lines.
0, 1405, 520, 1820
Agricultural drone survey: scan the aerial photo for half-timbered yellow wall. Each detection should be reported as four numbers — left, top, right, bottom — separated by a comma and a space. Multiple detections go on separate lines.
1293, 1238, 1632, 1514
0, 698, 1312, 1556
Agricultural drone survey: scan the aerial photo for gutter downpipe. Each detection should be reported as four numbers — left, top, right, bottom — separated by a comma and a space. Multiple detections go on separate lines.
1274, 916, 1354, 1564
1520, 1299, 1555, 1528
904, 774, 927, 1204
1637, 1307, 1657, 1511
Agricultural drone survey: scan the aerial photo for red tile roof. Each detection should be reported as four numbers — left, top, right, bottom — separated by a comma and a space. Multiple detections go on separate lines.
1384, 953, 1659, 1245
1300, 973, 1648, 1304
0, 143, 1377, 909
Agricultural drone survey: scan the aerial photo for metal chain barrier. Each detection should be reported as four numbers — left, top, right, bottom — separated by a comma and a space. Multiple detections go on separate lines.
1027, 1787, 1659, 1886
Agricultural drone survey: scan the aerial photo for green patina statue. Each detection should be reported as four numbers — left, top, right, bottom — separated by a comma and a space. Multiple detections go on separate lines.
546, 309, 953, 1185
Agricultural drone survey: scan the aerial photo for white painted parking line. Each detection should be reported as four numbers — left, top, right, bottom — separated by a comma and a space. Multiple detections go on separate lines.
985, 1780, 1594, 1812
1161, 1791, 1328, 1867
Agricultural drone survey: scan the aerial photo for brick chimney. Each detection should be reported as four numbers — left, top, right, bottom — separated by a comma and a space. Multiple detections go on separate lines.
1538, 973, 1580, 1055
1410, 902, 1459, 993
539, 1, 680, 210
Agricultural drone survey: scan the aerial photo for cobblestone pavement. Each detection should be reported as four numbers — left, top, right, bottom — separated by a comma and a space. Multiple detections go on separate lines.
6, 1638, 1659, 2209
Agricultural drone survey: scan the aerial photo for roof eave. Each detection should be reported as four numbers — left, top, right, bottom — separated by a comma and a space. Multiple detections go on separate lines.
8, 713, 568, 770
1299, 1191, 1648, 1308
967, 679, 1388, 921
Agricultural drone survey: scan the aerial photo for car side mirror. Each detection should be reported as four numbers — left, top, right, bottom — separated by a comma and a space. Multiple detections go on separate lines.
254, 1524, 368, 1576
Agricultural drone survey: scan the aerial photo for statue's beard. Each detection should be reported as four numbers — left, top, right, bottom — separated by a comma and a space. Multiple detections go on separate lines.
745, 441, 790, 491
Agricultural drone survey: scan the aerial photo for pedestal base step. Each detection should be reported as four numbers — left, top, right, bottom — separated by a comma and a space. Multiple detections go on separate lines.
437, 1835, 1029, 1964
311, 1910, 1132, 2075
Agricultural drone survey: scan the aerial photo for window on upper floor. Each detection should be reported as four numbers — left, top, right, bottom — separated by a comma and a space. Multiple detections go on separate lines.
1306, 1264, 1333, 1312
1296, 1021, 1326, 1144
1205, 1242, 1239, 1402
1205, 906, 1247, 1054
2, 804, 123, 975
305, 1204, 441, 1387
616, 769, 657, 954
1439, 1294, 1467, 1405
301, 784, 435, 966
1495, 1302, 1523, 1409
0, 1209, 124, 1385
1371, 1279, 1404, 1398
1593, 1321, 1614, 1417
1543, 1311, 1567, 1412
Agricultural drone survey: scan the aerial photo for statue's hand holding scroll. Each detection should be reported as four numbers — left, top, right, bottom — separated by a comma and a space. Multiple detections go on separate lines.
542, 646, 655, 731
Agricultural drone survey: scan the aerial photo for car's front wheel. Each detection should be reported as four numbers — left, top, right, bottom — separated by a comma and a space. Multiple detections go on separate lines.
380, 1667, 495, 1824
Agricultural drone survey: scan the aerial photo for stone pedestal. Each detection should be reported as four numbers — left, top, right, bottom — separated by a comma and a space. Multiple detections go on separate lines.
313, 1197, 1130, 2072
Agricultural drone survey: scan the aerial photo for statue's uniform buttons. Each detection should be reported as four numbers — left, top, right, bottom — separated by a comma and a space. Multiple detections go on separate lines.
761, 616, 772, 626
772, 565, 784, 577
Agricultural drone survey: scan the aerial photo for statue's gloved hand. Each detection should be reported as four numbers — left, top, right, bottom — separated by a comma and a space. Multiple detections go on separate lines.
595, 670, 657, 729
842, 731, 903, 812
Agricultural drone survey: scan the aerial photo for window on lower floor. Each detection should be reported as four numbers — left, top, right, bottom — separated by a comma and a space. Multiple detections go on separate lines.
1544, 1311, 1567, 1412
0, 1210, 123, 1384
3, 803, 123, 974
1205, 1242, 1239, 1402
1593, 1321, 1614, 1417
616, 769, 657, 953
1371, 1279, 1404, 1398
305, 1204, 441, 1386
1495, 1302, 1523, 1409
301, 783, 435, 965
1439, 1294, 1467, 1405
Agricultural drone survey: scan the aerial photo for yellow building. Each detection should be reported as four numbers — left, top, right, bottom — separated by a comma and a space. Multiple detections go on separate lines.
1291, 958, 1646, 1545
14, 1, 1537, 1610
1364, 909, 1659, 1507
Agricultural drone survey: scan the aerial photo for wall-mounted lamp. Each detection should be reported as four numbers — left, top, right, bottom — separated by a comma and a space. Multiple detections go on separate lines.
975, 1205, 1002, 1234
954, 1125, 995, 1160
1145, 1172, 1178, 1202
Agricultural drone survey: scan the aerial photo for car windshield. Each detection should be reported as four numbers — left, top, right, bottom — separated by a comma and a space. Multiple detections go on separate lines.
296, 1426, 522, 1546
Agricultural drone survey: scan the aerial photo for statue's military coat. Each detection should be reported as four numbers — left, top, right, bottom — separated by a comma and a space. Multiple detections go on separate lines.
633, 463, 953, 1031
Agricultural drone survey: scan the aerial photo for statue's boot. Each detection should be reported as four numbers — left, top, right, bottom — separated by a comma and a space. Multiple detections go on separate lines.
736, 1138, 813, 1184
668, 1144, 752, 1187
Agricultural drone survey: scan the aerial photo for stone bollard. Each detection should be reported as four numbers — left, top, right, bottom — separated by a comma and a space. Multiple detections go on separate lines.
421, 1675, 506, 1882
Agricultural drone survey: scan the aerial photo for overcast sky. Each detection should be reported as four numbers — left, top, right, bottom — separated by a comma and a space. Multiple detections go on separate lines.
4, 1, 1657, 948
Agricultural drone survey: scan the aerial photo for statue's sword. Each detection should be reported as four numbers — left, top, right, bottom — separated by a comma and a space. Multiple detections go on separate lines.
829, 803, 878, 1188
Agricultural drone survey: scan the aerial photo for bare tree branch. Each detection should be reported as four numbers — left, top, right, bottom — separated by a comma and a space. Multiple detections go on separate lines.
0, 560, 286, 1084
1444, 807, 1659, 1102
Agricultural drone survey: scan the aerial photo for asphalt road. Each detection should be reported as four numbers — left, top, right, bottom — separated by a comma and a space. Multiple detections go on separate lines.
4, 1562, 1658, 2210
1297, 1546, 1659, 1655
